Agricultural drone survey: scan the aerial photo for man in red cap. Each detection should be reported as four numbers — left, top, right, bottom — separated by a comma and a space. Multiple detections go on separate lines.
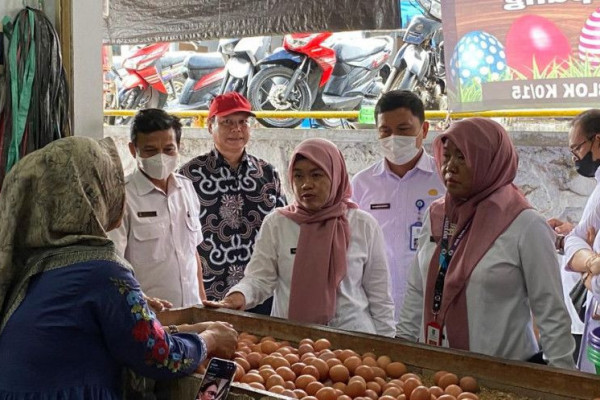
179, 92, 286, 315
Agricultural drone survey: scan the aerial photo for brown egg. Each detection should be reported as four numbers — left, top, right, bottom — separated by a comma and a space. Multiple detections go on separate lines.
245, 382, 263, 391
373, 377, 387, 387
313, 338, 331, 352
260, 355, 275, 367
241, 372, 265, 385
326, 358, 342, 368
302, 364, 321, 380
410, 386, 431, 400
276, 366, 296, 382
345, 379, 366, 398
293, 389, 308, 398
310, 358, 330, 381
397, 396, 407, 400
305, 381, 325, 396
433, 371, 449, 386
284, 381, 296, 390
282, 389, 298, 398
438, 373, 459, 389
365, 381, 381, 395
260, 340, 280, 354
259, 336, 275, 343
343, 356, 362, 374
458, 376, 479, 393
329, 364, 350, 383
259, 364, 274, 371
371, 366, 386, 379
258, 368, 277, 381
445, 384, 463, 397
299, 343, 315, 355
235, 357, 251, 372
385, 362, 408, 379
457, 393, 479, 400
303, 356, 317, 365
265, 374, 285, 389
389, 378, 405, 388
278, 346, 292, 356
338, 395, 352, 400
269, 385, 286, 394
338, 349, 357, 362
436, 395, 457, 400
234, 364, 245, 382
354, 365, 375, 382
376, 355, 392, 369
382, 386, 402, 398
349, 375, 367, 385
400, 373, 421, 383
364, 389, 378, 400
250, 343, 262, 353
429, 386, 444, 397
285, 353, 300, 365
362, 357, 378, 368
270, 356, 291, 370
299, 338, 315, 346
295, 374, 317, 390
315, 386, 337, 400
402, 377, 421, 398
318, 351, 337, 362
362, 352, 377, 360
291, 362, 306, 376
246, 352, 263, 369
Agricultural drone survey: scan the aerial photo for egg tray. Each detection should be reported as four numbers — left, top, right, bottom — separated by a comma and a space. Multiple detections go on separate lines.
156, 307, 600, 400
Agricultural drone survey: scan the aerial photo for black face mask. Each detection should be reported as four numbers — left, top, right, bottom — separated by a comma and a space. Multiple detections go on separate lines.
575, 149, 600, 177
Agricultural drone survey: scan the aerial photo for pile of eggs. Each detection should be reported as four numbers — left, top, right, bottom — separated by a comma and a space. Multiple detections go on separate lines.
215, 333, 481, 400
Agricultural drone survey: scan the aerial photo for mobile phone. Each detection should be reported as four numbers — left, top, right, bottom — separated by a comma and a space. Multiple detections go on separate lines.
197, 358, 237, 400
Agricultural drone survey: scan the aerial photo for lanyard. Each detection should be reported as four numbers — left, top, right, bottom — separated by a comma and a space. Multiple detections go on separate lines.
432, 216, 472, 320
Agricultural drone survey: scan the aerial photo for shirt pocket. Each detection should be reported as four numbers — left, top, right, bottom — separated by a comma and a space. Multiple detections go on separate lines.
130, 221, 169, 264
184, 213, 203, 254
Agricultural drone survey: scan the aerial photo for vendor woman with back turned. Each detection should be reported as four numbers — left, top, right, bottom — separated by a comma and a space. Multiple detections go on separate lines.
206, 138, 396, 337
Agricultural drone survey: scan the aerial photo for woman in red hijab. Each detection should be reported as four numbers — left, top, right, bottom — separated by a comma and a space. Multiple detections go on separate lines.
396, 118, 575, 368
208, 138, 396, 337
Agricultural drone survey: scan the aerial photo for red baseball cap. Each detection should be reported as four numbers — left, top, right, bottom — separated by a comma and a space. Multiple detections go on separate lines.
208, 92, 256, 119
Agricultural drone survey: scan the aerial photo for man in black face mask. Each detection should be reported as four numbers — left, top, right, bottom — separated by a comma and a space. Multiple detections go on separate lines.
569, 110, 600, 178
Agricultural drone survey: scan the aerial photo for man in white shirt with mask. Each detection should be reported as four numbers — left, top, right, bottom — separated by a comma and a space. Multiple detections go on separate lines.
351, 90, 445, 322
109, 108, 205, 307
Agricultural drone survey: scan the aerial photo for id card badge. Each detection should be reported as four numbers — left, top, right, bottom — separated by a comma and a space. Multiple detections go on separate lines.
409, 221, 423, 251
425, 321, 443, 346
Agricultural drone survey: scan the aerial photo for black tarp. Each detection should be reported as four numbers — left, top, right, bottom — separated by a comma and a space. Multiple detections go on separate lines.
103, 0, 400, 44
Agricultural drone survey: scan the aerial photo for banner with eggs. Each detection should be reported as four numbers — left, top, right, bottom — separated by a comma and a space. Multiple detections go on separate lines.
443, 0, 600, 111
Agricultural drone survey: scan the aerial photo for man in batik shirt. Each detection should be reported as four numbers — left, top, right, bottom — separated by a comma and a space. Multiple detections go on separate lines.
179, 92, 286, 315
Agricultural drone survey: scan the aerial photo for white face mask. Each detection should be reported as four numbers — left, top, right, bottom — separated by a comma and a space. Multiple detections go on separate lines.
379, 135, 421, 165
137, 153, 179, 180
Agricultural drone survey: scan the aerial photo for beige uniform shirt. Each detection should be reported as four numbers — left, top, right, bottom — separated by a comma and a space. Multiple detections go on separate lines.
109, 169, 203, 307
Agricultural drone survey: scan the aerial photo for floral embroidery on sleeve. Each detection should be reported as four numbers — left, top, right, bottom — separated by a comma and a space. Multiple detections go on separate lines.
111, 278, 194, 373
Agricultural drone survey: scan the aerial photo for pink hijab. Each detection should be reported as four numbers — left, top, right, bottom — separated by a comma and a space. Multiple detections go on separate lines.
425, 118, 531, 350
278, 138, 358, 325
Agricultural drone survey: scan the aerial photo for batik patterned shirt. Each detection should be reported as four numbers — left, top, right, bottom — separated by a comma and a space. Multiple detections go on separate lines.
179, 148, 286, 300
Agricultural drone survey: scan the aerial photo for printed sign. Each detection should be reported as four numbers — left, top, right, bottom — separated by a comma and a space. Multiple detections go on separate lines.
443, 0, 600, 111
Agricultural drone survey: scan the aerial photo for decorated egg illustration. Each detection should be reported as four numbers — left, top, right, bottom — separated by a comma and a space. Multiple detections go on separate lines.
449, 31, 506, 86
579, 7, 600, 65
505, 15, 571, 78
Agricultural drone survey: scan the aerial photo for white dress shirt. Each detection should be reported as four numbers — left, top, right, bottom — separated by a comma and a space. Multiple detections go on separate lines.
109, 169, 203, 307
229, 208, 396, 337
351, 151, 445, 322
397, 209, 576, 369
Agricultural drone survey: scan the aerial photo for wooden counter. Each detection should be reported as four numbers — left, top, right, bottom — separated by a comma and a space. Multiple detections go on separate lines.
157, 307, 600, 400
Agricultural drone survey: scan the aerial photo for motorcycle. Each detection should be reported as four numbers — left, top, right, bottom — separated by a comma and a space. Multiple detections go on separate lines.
176, 36, 271, 111
382, 0, 446, 110
247, 32, 393, 129
117, 42, 189, 123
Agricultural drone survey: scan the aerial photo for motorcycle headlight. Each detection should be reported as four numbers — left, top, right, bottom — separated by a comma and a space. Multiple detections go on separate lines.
284, 34, 319, 50
430, 1, 442, 20
122, 55, 145, 70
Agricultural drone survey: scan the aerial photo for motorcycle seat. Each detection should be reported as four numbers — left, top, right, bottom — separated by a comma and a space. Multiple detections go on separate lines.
332, 37, 393, 62
185, 53, 225, 71
158, 52, 190, 68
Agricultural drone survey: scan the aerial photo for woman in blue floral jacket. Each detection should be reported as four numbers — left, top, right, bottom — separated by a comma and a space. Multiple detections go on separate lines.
0, 137, 237, 400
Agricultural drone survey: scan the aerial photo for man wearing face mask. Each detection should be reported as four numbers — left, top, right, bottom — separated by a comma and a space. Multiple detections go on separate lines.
351, 90, 445, 322
109, 108, 206, 307
562, 109, 600, 371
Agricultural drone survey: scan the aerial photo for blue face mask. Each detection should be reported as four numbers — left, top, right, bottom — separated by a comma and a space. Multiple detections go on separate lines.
576, 150, 600, 178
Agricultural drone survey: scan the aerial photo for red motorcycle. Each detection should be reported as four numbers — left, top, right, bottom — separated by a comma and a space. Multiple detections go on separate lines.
117, 42, 188, 123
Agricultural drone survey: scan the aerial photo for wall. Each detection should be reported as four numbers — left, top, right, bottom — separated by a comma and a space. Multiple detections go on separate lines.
104, 121, 592, 224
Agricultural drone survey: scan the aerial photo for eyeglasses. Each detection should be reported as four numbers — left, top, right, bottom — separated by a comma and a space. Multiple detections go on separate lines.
216, 117, 254, 129
570, 138, 592, 158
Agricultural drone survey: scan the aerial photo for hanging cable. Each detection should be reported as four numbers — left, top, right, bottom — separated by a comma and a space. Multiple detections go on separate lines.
0, 6, 70, 189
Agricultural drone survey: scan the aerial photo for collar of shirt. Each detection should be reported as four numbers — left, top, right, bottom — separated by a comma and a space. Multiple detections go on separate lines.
131, 168, 183, 196
373, 150, 435, 178
210, 147, 257, 173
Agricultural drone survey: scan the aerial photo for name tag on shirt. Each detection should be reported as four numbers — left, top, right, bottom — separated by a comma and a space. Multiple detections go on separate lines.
137, 211, 158, 218
290, 248, 297, 254
370, 203, 391, 210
